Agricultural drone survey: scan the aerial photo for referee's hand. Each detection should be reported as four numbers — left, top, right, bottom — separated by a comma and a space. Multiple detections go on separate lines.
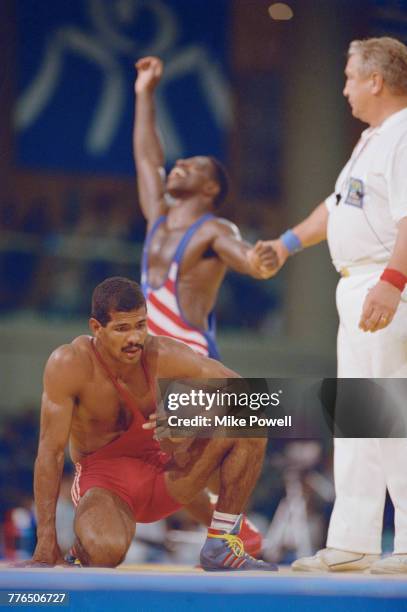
359, 280, 400, 332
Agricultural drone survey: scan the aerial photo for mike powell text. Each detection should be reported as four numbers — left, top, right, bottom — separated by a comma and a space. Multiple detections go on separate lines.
167, 414, 292, 428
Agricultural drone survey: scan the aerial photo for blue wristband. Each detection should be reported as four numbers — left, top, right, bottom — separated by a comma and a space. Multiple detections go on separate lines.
280, 229, 303, 254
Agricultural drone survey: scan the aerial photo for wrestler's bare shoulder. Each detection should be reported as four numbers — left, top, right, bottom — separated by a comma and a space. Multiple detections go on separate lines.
201, 217, 241, 240
143, 334, 205, 378
142, 334, 167, 371
144, 334, 236, 379
144, 334, 190, 357
45, 335, 93, 382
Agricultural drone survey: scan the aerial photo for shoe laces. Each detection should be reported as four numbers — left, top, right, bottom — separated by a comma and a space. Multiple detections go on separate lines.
208, 532, 245, 558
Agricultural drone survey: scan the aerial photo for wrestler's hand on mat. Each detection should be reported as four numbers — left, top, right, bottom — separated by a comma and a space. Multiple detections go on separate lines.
247, 241, 279, 279
359, 280, 401, 332
14, 542, 65, 568
135, 56, 163, 94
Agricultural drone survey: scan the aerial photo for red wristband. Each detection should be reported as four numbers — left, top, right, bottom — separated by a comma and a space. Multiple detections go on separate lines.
380, 268, 407, 292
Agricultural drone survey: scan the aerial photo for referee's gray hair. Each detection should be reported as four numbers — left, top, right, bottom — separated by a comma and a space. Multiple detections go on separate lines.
348, 37, 407, 94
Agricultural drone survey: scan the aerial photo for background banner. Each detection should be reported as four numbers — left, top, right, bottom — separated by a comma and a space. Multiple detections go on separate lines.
15, 0, 231, 174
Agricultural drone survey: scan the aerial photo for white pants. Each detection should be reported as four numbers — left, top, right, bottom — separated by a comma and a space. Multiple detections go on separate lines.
326, 272, 407, 554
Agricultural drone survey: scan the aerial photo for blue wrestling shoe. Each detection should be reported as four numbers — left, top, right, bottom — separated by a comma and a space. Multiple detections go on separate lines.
200, 515, 278, 571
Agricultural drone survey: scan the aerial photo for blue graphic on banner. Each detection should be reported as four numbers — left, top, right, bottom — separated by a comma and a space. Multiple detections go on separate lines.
15, 0, 231, 175
369, 0, 407, 41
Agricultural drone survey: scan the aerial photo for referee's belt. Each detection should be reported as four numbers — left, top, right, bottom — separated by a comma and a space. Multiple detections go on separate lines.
340, 262, 387, 277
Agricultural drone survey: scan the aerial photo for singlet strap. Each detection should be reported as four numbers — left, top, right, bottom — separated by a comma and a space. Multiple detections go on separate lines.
141, 216, 166, 290
90, 338, 153, 414
140, 348, 157, 406
172, 212, 216, 265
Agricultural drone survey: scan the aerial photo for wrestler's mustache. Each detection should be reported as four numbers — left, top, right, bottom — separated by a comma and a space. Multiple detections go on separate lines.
122, 343, 144, 352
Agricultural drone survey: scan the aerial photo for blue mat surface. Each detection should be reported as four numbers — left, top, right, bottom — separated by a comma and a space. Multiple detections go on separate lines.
1, 566, 406, 611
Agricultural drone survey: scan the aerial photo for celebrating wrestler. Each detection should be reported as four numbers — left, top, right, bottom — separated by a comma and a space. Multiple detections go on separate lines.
134, 56, 277, 359
134, 56, 276, 554
31, 277, 277, 571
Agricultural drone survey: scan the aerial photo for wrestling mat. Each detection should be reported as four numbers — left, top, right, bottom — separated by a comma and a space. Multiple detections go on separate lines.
1, 563, 406, 611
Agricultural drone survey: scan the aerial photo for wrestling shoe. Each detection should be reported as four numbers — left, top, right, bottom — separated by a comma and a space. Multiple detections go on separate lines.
64, 548, 81, 567
370, 554, 407, 574
208, 498, 263, 559
291, 548, 379, 572
200, 515, 278, 571
239, 516, 262, 558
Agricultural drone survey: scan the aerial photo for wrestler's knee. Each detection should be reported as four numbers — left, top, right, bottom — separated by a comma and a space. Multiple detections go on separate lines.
73, 488, 134, 567
75, 527, 129, 567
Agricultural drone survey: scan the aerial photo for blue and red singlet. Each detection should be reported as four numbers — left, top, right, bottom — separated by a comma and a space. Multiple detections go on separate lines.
141, 213, 220, 360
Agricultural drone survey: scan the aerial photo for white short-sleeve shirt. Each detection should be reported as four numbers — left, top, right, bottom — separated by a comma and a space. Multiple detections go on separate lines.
326, 107, 407, 272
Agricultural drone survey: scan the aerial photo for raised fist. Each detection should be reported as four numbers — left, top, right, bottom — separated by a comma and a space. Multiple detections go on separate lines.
135, 56, 163, 94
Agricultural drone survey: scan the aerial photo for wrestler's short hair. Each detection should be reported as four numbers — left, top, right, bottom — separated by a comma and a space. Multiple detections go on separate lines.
208, 156, 230, 209
348, 37, 407, 95
91, 277, 146, 326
